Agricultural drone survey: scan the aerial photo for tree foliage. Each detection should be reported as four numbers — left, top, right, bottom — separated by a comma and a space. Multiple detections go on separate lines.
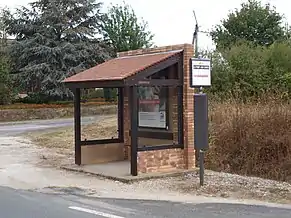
209, 41, 291, 101
0, 8, 13, 105
210, 0, 286, 50
100, 2, 154, 101
4, 0, 112, 99
0, 53, 12, 105
100, 2, 154, 53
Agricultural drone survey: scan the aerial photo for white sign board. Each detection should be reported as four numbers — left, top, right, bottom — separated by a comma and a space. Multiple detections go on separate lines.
190, 58, 211, 87
138, 111, 166, 128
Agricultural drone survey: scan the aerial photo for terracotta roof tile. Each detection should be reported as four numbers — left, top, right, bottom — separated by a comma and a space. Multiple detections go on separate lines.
63, 50, 182, 83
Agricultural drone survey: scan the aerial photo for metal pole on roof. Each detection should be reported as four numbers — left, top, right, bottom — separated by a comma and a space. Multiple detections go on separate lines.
192, 10, 211, 59
192, 10, 199, 58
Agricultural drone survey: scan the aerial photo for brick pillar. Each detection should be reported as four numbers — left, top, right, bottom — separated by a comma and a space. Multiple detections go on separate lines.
182, 44, 195, 169
168, 65, 178, 144
171, 87, 178, 144
123, 87, 131, 160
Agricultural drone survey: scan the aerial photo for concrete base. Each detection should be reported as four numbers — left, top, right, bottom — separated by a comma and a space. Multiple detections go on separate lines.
61, 161, 196, 183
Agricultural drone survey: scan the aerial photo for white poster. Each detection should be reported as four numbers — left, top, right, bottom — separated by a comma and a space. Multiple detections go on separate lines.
191, 58, 211, 87
138, 86, 167, 128
138, 111, 166, 128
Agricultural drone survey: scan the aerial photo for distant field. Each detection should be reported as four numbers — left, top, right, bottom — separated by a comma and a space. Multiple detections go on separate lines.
0, 104, 117, 122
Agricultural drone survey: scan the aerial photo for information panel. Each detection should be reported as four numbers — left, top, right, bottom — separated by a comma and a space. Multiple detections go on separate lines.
138, 86, 167, 129
190, 58, 211, 87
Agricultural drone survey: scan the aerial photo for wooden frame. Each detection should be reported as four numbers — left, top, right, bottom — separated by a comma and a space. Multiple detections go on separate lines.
73, 88, 81, 165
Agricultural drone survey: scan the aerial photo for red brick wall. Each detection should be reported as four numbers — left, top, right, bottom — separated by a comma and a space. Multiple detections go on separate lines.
119, 44, 195, 173
137, 149, 185, 173
182, 44, 195, 170
123, 87, 131, 160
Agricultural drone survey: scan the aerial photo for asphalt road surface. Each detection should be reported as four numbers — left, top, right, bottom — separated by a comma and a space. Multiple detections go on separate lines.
1, 186, 291, 218
0, 116, 101, 136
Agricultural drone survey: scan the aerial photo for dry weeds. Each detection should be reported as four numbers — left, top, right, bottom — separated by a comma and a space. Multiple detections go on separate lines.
207, 100, 291, 182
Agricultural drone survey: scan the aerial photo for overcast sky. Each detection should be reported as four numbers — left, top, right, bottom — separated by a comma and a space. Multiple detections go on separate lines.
1, 0, 290, 50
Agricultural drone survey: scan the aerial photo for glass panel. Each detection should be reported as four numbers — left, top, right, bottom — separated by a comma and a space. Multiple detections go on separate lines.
137, 86, 180, 149
80, 88, 118, 141
138, 84, 168, 129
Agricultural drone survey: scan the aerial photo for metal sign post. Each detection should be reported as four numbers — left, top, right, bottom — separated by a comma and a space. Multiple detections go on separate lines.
190, 57, 211, 187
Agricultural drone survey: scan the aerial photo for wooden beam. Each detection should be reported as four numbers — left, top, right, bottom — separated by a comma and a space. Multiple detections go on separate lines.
64, 79, 125, 89
135, 79, 180, 86
74, 88, 81, 165
138, 144, 183, 152
118, 88, 124, 142
125, 53, 182, 85
129, 130, 173, 140
130, 86, 138, 176
80, 138, 121, 146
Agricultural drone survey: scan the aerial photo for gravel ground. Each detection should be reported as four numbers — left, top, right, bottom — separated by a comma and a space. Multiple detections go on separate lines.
157, 170, 291, 204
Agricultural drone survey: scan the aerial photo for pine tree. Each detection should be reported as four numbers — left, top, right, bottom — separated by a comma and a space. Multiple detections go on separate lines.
4, 0, 113, 100
0, 8, 14, 105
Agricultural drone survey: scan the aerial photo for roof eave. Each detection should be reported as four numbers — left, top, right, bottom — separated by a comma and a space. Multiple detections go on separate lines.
64, 79, 125, 89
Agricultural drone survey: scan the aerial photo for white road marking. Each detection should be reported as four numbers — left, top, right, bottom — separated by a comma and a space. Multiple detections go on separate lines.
69, 206, 125, 218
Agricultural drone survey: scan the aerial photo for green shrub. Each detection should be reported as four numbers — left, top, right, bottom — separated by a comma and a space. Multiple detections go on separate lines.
85, 89, 104, 99
0, 55, 13, 105
18, 92, 69, 104
209, 41, 291, 101
103, 88, 117, 102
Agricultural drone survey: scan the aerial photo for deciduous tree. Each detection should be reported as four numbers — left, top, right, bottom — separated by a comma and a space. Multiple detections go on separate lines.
210, 0, 286, 49
100, 2, 154, 101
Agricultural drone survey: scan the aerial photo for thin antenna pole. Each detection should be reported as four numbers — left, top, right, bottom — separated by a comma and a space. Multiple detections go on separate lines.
192, 10, 199, 58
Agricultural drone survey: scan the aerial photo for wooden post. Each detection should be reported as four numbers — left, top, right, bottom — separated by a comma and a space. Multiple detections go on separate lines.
130, 86, 138, 176
118, 88, 124, 142
74, 88, 81, 165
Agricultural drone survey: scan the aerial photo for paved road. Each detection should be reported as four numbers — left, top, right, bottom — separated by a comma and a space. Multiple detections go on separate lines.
1, 186, 291, 218
0, 116, 101, 136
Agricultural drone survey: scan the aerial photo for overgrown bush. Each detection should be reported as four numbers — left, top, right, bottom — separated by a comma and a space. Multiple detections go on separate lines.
206, 97, 291, 182
85, 89, 104, 99
82, 88, 117, 102
103, 88, 117, 102
17, 92, 73, 104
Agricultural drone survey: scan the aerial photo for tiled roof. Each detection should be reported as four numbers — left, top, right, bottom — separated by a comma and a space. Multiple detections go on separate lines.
63, 50, 182, 83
